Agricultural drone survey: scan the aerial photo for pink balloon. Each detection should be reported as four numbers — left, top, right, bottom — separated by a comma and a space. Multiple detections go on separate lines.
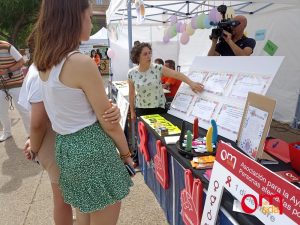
180, 23, 186, 33
107, 48, 115, 59
176, 22, 183, 33
180, 32, 189, 45
191, 15, 198, 29
209, 8, 222, 23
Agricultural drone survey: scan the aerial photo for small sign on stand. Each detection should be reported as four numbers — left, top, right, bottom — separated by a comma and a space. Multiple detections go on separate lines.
201, 142, 300, 225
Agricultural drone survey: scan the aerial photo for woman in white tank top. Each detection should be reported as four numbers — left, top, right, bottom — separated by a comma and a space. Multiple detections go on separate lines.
29, 1, 134, 225
19, 36, 122, 225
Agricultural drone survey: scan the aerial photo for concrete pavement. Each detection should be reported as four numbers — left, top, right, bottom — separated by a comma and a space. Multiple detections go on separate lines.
0, 108, 168, 225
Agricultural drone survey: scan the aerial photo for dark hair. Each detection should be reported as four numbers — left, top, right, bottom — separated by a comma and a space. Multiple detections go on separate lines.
90, 49, 96, 57
165, 59, 176, 70
33, 0, 90, 72
130, 42, 152, 65
134, 40, 140, 46
154, 58, 164, 65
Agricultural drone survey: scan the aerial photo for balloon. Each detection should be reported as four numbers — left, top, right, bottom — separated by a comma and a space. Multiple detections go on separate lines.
225, 7, 235, 19
204, 14, 212, 29
163, 35, 170, 44
209, 8, 222, 23
196, 13, 205, 29
176, 22, 183, 33
107, 48, 115, 59
180, 32, 189, 45
135, 0, 145, 23
186, 23, 195, 36
180, 23, 186, 33
170, 15, 177, 24
191, 15, 198, 29
166, 25, 177, 39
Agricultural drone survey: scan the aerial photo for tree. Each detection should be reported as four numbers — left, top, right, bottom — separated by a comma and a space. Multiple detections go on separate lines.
0, 0, 40, 48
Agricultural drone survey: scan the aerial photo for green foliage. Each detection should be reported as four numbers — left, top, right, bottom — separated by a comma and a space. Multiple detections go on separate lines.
91, 16, 102, 36
0, 0, 40, 48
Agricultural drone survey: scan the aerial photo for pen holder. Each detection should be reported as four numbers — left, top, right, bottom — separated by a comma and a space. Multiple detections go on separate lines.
176, 141, 216, 160
289, 142, 300, 173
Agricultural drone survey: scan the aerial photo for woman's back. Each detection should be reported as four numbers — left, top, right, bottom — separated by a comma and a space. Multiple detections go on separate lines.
39, 52, 96, 135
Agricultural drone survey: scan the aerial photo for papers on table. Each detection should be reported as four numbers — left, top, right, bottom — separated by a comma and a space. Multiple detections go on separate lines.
168, 69, 277, 141
216, 105, 244, 135
191, 98, 218, 122
229, 75, 271, 99
171, 93, 193, 113
203, 72, 232, 95
164, 136, 180, 144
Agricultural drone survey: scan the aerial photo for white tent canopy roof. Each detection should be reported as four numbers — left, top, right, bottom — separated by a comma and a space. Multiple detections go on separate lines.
81, 27, 108, 45
107, 0, 300, 24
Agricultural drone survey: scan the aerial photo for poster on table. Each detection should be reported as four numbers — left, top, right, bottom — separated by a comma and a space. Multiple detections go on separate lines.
168, 56, 284, 141
116, 92, 129, 130
201, 142, 300, 225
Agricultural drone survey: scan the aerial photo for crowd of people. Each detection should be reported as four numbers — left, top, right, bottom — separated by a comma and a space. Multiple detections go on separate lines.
0, 1, 256, 224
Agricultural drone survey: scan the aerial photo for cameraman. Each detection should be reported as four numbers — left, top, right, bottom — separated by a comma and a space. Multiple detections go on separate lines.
207, 15, 256, 56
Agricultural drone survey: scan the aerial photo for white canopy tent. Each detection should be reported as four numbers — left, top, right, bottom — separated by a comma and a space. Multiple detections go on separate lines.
106, 0, 300, 123
81, 27, 109, 46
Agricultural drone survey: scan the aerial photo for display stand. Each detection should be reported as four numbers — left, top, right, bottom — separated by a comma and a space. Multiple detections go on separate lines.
168, 56, 284, 141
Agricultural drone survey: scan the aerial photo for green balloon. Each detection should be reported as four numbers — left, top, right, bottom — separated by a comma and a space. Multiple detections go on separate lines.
196, 14, 205, 29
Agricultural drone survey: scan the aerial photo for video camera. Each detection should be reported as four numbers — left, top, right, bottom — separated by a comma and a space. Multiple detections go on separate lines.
209, 5, 240, 41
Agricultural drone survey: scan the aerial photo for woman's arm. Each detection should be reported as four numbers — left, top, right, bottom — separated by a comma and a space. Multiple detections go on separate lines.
68, 55, 133, 164
162, 66, 204, 93
128, 80, 136, 120
30, 102, 48, 153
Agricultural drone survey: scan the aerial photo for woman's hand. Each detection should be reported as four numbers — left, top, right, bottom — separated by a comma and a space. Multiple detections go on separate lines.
190, 81, 204, 93
23, 139, 33, 160
103, 100, 121, 124
122, 156, 134, 167
130, 110, 136, 121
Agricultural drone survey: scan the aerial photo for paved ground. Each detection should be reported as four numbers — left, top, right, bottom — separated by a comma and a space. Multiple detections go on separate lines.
0, 108, 168, 225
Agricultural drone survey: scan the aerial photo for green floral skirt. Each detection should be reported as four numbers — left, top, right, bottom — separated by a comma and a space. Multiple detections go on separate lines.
55, 122, 133, 213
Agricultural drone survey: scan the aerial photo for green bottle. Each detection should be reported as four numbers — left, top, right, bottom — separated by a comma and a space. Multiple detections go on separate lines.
186, 130, 192, 152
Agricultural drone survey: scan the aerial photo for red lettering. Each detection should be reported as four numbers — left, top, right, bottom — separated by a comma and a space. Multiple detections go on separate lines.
241, 194, 258, 214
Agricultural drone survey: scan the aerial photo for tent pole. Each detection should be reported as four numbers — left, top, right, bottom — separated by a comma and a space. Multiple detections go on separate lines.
127, 0, 136, 157
127, 0, 133, 69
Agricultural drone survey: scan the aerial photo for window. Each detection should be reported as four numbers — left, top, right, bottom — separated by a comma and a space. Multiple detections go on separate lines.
95, 0, 103, 5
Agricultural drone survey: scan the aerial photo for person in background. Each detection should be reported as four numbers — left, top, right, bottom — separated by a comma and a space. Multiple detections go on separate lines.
96, 49, 102, 61
128, 42, 204, 119
32, 0, 133, 224
162, 59, 182, 102
0, 40, 30, 142
19, 31, 122, 225
154, 58, 164, 65
207, 15, 256, 56
154, 58, 168, 86
90, 49, 100, 68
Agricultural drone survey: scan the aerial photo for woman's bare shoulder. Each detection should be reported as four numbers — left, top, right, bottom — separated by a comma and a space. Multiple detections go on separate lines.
64, 53, 97, 75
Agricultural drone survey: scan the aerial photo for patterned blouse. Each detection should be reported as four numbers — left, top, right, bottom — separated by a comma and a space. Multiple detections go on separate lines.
128, 63, 166, 108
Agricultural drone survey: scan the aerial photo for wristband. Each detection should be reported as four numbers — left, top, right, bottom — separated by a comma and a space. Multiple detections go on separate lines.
120, 151, 131, 159
30, 150, 38, 161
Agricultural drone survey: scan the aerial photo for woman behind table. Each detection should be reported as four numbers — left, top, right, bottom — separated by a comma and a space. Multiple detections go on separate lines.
128, 42, 204, 119
32, 1, 133, 225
